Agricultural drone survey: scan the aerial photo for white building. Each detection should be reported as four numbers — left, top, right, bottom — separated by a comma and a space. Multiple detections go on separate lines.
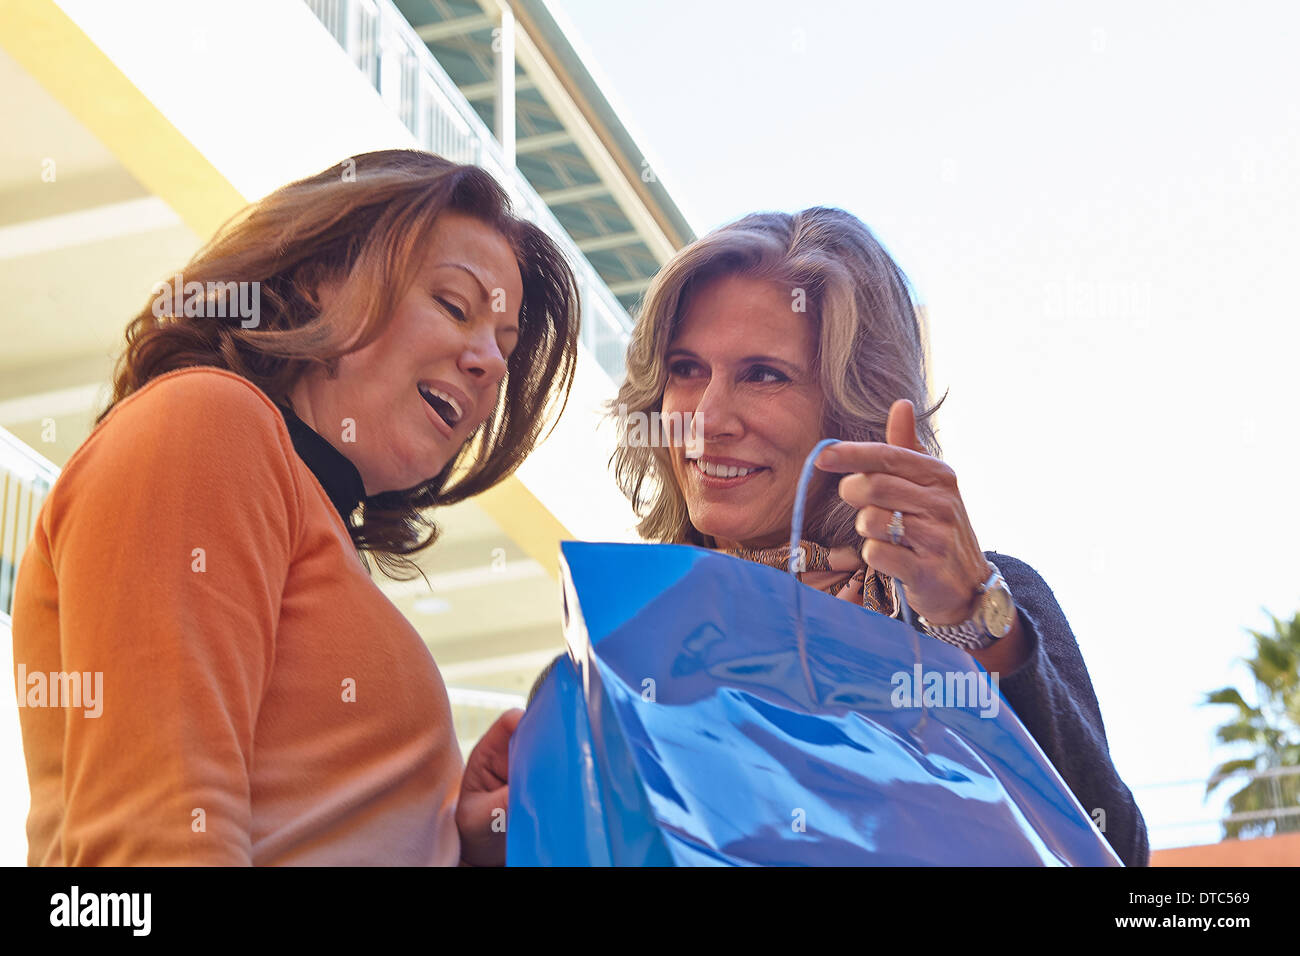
0, 0, 695, 865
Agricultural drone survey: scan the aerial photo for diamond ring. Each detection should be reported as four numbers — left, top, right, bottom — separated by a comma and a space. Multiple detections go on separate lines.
889, 510, 905, 547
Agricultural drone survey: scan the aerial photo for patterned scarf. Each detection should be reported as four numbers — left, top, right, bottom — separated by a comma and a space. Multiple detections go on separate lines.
720, 540, 900, 618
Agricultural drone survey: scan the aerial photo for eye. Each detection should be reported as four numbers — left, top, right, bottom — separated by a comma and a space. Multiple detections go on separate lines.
746, 365, 788, 384
667, 358, 701, 378
435, 297, 467, 322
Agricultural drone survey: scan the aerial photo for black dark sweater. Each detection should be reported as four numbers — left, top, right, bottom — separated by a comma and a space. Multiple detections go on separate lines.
972, 550, 1150, 866
274, 403, 366, 523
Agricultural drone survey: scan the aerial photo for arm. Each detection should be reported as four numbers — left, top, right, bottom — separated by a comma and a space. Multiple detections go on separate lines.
45, 370, 301, 864
813, 409, 1149, 864
979, 551, 1150, 867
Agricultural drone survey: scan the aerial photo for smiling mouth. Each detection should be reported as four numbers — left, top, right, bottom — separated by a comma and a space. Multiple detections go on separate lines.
690, 458, 767, 480
418, 384, 463, 429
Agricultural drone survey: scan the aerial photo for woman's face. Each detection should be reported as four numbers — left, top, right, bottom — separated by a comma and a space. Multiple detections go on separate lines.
661, 273, 827, 550
291, 211, 524, 494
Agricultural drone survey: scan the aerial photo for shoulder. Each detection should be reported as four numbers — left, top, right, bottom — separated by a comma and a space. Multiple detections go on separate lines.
58, 367, 301, 501
88, 367, 293, 459
103, 367, 286, 432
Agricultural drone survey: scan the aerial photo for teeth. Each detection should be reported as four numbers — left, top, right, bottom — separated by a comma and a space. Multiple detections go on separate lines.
693, 459, 756, 479
418, 384, 463, 424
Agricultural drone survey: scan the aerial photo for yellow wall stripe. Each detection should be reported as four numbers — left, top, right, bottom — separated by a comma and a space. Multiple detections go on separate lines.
0, 0, 574, 579
475, 477, 573, 580
0, 0, 247, 235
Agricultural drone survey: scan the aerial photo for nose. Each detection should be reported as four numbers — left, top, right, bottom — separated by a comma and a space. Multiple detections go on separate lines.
457, 326, 508, 385
694, 375, 743, 442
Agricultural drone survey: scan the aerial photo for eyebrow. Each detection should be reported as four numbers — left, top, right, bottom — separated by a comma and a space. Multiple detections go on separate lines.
430, 262, 491, 302
429, 263, 520, 340
666, 347, 805, 372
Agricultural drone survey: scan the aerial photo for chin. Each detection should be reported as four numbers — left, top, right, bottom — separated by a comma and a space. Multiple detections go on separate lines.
382, 453, 448, 494
691, 511, 767, 548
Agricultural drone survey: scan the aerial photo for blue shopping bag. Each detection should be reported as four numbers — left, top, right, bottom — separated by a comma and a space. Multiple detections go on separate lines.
507, 539, 1121, 866
508, 440, 1120, 866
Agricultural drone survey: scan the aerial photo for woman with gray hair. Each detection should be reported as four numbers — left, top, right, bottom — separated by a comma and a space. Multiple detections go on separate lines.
608, 206, 1149, 866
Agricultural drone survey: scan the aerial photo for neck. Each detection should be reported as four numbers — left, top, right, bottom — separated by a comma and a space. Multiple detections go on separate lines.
712, 531, 790, 552
286, 379, 322, 435
286, 379, 374, 496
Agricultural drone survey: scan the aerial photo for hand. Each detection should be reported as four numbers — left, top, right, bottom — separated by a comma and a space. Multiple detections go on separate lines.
814, 399, 989, 626
455, 707, 522, 867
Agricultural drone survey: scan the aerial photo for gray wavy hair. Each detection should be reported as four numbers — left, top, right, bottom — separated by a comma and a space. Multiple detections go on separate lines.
610, 206, 946, 548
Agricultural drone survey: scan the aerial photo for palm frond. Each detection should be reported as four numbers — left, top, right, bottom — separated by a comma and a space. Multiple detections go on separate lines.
1207, 609, 1300, 840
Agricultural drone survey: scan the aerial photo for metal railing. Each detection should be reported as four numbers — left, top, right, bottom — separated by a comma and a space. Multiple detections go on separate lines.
1135, 764, 1300, 844
304, 0, 633, 382
0, 428, 59, 621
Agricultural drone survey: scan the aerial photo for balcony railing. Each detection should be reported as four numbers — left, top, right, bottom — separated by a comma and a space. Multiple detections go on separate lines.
1135, 764, 1300, 847
304, 0, 634, 382
0, 428, 58, 622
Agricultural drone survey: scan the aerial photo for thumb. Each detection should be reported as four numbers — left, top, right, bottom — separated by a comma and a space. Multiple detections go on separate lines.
467, 708, 523, 787
885, 399, 924, 452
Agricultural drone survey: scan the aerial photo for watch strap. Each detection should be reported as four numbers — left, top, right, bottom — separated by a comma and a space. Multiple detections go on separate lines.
916, 562, 1006, 651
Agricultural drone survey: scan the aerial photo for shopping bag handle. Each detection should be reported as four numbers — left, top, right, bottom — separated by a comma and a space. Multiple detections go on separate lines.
788, 438, 914, 628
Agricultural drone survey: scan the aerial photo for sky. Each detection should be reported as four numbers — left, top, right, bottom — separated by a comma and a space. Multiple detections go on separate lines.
547, 0, 1300, 849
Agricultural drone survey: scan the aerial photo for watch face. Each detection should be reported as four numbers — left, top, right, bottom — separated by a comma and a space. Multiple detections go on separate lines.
981, 586, 1016, 638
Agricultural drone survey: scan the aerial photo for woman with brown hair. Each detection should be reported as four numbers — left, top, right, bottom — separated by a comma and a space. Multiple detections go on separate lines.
609, 206, 1150, 866
12, 149, 578, 865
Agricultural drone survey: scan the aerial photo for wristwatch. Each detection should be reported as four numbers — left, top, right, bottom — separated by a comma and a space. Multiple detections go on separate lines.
915, 561, 1016, 651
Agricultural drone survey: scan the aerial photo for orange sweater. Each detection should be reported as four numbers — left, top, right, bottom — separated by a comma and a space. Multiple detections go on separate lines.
11, 367, 463, 865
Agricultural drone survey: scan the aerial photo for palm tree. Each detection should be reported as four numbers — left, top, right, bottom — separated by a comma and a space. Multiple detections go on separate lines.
1204, 609, 1300, 839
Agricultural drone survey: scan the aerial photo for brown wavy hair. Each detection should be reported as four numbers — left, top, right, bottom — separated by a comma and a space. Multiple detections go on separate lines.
611, 207, 944, 548
101, 149, 579, 579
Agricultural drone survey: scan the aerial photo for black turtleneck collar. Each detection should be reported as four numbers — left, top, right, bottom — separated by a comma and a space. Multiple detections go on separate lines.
275, 403, 367, 525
